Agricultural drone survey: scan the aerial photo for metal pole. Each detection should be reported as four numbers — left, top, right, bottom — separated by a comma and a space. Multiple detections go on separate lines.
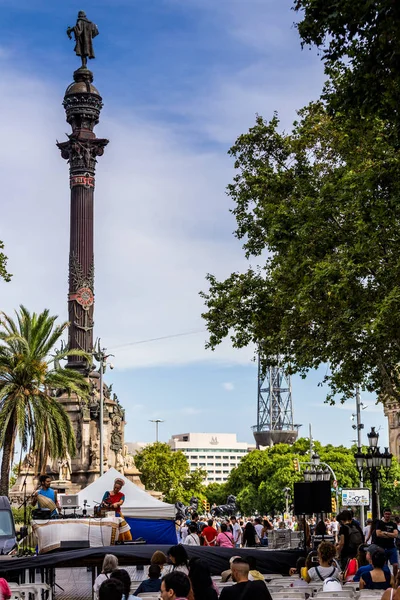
371, 469, 378, 522
99, 353, 104, 476
156, 421, 159, 443
356, 385, 365, 525
309, 423, 313, 461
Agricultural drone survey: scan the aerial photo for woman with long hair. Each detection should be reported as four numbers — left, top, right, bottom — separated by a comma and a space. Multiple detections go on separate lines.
360, 550, 392, 589
261, 518, 273, 547
93, 554, 118, 600
168, 544, 189, 575
189, 559, 218, 600
242, 521, 257, 547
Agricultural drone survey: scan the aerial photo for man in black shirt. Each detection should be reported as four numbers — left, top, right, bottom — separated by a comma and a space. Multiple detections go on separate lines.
336, 510, 364, 570
219, 559, 271, 600
374, 508, 398, 579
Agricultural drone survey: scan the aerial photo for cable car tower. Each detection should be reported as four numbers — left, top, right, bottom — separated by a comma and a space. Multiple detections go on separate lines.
252, 356, 300, 448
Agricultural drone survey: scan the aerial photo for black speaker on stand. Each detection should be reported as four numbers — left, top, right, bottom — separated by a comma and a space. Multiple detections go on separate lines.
293, 481, 332, 551
293, 481, 332, 515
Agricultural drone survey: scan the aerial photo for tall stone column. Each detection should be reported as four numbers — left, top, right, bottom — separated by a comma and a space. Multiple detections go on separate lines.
57, 67, 108, 371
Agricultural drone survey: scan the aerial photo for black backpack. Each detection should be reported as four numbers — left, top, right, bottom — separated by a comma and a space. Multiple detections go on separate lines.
346, 523, 363, 550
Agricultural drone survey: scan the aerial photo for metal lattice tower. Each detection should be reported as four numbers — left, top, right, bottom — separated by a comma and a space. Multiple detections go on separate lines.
252, 357, 300, 448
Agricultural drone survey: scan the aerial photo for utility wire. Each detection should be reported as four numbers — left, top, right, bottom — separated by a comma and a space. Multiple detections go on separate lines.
109, 328, 206, 350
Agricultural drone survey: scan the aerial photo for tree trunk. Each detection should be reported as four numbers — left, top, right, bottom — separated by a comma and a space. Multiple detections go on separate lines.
0, 418, 15, 497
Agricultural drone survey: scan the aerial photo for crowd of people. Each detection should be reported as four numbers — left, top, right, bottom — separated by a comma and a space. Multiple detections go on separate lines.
290, 507, 400, 592
93, 545, 271, 600
177, 513, 273, 547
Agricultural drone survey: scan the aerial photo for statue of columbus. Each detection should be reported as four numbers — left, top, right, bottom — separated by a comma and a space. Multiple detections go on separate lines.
67, 11, 99, 69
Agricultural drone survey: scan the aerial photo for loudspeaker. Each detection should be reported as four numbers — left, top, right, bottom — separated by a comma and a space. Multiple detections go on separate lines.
59, 540, 90, 550
32, 508, 52, 520
293, 481, 332, 515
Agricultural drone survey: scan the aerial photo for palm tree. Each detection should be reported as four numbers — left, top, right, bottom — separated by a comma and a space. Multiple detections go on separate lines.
0, 306, 90, 496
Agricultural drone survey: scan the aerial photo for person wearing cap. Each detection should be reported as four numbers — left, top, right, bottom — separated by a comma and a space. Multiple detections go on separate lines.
360, 547, 392, 589
374, 508, 399, 579
353, 544, 391, 582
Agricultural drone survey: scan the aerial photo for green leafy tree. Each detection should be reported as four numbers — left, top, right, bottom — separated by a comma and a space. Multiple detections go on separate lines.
0, 241, 11, 282
134, 442, 206, 504
225, 439, 361, 515
205, 482, 228, 507
0, 306, 90, 496
201, 101, 400, 403
294, 0, 400, 127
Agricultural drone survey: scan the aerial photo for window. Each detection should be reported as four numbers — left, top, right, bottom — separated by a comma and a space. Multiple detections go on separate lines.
223, 463, 229, 467
191, 463, 198, 467
207, 463, 214, 466
215, 470, 221, 473
216, 478, 222, 481
223, 470, 229, 474
223, 456, 229, 459
191, 456, 198, 460
207, 470, 214, 474
183, 436, 188, 442
199, 463, 206, 466
199, 455, 206, 459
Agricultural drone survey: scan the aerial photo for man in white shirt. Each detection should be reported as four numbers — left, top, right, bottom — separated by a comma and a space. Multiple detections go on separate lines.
330, 516, 339, 543
183, 523, 200, 546
230, 516, 242, 548
363, 518, 373, 544
254, 518, 263, 540
180, 520, 189, 542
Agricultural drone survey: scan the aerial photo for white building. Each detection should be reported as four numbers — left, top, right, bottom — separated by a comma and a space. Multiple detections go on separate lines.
169, 433, 254, 484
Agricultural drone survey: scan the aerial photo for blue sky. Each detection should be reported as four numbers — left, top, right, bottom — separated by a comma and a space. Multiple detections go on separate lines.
0, 0, 389, 449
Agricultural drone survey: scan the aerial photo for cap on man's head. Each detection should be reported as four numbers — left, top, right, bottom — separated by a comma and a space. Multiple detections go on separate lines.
323, 579, 342, 592
367, 544, 382, 557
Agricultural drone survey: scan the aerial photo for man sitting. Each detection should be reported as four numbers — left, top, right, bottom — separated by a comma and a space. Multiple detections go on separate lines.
160, 572, 191, 600
134, 565, 161, 595
353, 544, 391, 582
99, 579, 123, 600
219, 559, 272, 600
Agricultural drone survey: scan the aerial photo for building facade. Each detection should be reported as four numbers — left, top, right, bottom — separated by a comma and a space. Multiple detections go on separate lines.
169, 433, 254, 484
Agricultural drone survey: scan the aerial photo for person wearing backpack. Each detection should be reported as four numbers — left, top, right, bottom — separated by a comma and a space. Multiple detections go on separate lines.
336, 510, 364, 571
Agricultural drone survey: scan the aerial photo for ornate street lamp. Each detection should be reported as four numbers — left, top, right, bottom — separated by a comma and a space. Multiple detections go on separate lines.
355, 427, 392, 521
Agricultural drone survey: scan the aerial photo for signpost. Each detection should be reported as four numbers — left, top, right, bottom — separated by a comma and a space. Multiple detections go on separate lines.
341, 488, 370, 506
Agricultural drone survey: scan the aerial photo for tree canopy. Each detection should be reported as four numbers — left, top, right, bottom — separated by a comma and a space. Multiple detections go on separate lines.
222, 439, 400, 515
202, 99, 400, 403
294, 0, 400, 126
134, 442, 206, 504
0, 306, 90, 495
0, 240, 11, 282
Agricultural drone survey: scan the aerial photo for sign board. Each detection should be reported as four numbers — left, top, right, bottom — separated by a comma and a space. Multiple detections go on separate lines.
341, 488, 370, 506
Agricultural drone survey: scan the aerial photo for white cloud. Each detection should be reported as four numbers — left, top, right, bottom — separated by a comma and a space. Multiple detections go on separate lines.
0, 0, 324, 372
222, 382, 235, 392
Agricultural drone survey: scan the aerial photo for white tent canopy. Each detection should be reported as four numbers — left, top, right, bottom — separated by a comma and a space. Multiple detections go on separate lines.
77, 467, 175, 519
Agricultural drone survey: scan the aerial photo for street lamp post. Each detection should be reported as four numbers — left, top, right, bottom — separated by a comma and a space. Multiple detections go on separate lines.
149, 419, 164, 442
354, 427, 392, 521
93, 341, 114, 477
303, 452, 339, 509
